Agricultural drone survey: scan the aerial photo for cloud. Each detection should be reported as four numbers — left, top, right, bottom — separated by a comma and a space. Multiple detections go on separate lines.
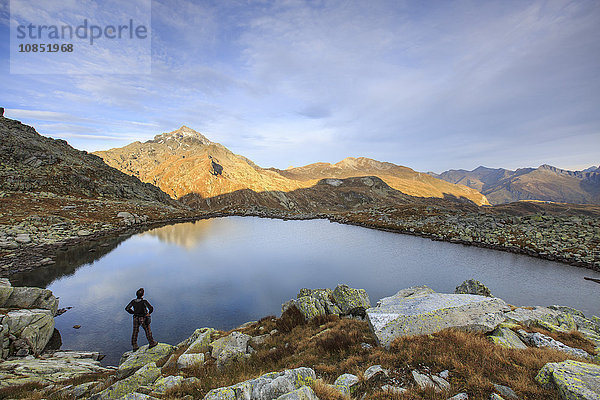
1, 0, 598, 171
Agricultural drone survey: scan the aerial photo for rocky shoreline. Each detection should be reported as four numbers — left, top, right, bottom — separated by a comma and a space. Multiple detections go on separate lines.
1, 191, 599, 280
1, 280, 599, 399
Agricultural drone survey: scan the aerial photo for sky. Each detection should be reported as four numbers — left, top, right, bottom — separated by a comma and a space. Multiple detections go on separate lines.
0, 0, 599, 173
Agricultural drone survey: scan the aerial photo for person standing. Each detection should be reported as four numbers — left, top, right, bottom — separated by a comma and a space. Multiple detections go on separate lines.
125, 288, 158, 351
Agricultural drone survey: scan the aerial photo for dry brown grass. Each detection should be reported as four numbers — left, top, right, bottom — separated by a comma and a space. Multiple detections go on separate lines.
162, 311, 597, 400
0, 382, 46, 400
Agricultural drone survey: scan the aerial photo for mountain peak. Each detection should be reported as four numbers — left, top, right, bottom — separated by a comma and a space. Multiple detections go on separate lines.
152, 126, 212, 146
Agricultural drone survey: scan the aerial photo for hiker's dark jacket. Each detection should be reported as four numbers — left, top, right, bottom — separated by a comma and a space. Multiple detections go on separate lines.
125, 298, 154, 317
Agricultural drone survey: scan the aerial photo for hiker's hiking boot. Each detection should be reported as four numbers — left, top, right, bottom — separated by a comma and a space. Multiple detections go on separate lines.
132, 346, 139, 352
149, 341, 158, 349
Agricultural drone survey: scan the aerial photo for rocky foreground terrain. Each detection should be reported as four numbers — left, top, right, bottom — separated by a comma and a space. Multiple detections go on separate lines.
1, 279, 598, 399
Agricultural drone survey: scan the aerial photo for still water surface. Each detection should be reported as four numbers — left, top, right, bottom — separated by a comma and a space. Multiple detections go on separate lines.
19, 217, 600, 365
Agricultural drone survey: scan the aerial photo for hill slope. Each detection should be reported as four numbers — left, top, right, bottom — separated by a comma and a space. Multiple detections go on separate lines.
0, 115, 173, 203
275, 157, 489, 205
433, 165, 600, 205
94, 127, 489, 206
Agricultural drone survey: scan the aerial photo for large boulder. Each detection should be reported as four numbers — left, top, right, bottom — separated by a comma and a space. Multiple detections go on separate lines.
535, 360, 600, 399
332, 284, 371, 316
298, 288, 341, 315
0, 280, 59, 316
210, 331, 252, 368
282, 285, 370, 321
283, 296, 327, 321
118, 343, 175, 379
180, 327, 214, 353
454, 279, 493, 297
0, 308, 54, 355
204, 367, 316, 400
91, 362, 161, 400
366, 286, 509, 347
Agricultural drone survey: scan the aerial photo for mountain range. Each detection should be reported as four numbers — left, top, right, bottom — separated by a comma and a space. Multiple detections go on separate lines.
431, 165, 600, 205
3, 113, 598, 210
94, 126, 490, 207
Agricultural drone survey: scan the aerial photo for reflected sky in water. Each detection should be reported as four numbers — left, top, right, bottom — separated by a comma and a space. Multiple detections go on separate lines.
29, 217, 600, 366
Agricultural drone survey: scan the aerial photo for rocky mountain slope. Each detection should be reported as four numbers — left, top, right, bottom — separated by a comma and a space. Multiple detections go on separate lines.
0, 114, 173, 203
275, 157, 489, 205
94, 126, 489, 206
432, 165, 600, 205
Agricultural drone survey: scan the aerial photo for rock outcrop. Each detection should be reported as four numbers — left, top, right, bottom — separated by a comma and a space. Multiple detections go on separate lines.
454, 279, 493, 297
118, 343, 175, 378
210, 331, 253, 368
204, 367, 316, 400
536, 360, 600, 399
0, 278, 58, 315
366, 286, 509, 347
282, 284, 371, 320
0, 350, 113, 388
91, 362, 161, 400
0, 279, 59, 358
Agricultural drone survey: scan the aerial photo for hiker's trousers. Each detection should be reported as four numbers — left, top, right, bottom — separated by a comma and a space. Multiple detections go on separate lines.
132, 316, 154, 347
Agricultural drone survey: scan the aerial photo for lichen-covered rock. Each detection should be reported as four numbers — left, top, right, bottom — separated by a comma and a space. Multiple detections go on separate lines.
333, 373, 359, 395
118, 343, 175, 379
92, 363, 161, 400
177, 353, 205, 369
184, 328, 215, 354
275, 385, 319, 400
0, 353, 111, 388
204, 367, 316, 400
151, 375, 184, 395
283, 296, 326, 321
454, 279, 493, 297
117, 394, 160, 400
332, 284, 371, 316
366, 286, 508, 347
177, 327, 215, 350
518, 330, 590, 359
1, 308, 54, 355
488, 327, 527, 349
298, 288, 341, 315
535, 360, 600, 399
210, 331, 252, 368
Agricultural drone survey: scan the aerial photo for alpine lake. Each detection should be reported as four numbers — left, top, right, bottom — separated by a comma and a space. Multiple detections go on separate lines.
13, 216, 600, 366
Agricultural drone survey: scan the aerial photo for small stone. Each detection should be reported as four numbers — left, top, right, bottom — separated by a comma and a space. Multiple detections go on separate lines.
448, 394, 468, 400
381, 384, 407, 394
493, 384, 517, 399
73, 325, 81, 329
364, 365, 387, 381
